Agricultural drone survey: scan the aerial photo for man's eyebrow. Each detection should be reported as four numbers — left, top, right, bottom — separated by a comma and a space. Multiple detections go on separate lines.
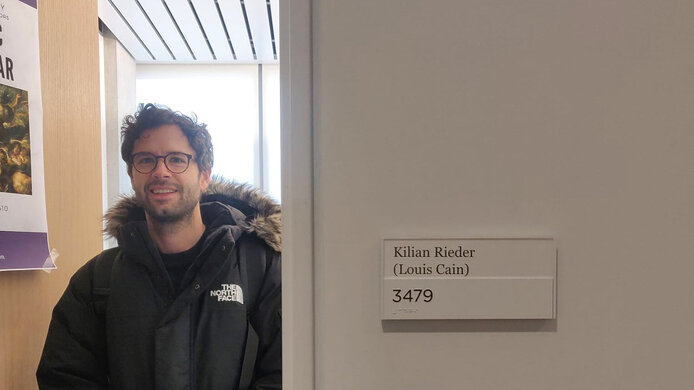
134, 150, 192, 155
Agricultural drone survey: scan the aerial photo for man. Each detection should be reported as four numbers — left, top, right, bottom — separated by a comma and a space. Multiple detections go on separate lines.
37, 104, 282, 390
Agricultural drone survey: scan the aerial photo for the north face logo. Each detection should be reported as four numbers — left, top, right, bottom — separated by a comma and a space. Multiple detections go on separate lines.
0, 255, 5, 260
210, 284, 244, 304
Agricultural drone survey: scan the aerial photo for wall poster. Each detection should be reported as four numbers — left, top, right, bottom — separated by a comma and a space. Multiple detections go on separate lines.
0, 0, 53, 271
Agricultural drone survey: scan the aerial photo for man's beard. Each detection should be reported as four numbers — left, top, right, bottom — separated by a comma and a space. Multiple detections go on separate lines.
136, 181, 201, 224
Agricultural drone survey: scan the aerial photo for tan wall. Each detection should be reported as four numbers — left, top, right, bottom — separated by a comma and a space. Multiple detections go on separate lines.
313, 1, 694, 389
0, 1, 102, 389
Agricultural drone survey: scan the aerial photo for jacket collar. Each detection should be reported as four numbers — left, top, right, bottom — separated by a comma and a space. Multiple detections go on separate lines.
103, 176, 281, 252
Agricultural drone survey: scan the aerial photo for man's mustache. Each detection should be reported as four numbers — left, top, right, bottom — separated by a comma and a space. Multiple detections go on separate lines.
145, 181, 183, 192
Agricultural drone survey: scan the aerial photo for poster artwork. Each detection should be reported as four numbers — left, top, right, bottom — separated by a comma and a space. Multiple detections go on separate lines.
0, 84, 31, 195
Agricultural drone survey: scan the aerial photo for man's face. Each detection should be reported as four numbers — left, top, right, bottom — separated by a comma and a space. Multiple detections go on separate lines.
130, 124, 211, 224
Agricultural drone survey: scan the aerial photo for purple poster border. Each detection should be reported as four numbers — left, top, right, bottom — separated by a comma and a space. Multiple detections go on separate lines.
18, 0, 37, 9
0, 231, 53, 270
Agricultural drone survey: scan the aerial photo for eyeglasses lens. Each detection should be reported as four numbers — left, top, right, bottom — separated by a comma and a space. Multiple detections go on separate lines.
165, 153, 190, 173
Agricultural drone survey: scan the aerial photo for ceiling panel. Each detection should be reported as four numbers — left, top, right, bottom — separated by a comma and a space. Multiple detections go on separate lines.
98, 0, 152, 61
269, 0, 279, 58
138, 0, 194, 61
243, 0, 274, 61
98, 0, 278, 63
110, 0, 173, 60
155, 0, 214, 61
190, 0, 234, 60
217, 0, 254, 61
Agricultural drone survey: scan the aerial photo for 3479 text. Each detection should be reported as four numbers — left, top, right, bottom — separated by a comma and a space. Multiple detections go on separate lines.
392, 288, 433, 303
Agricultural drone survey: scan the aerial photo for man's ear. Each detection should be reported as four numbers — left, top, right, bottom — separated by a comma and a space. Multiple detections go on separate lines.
199, 168, 211, 191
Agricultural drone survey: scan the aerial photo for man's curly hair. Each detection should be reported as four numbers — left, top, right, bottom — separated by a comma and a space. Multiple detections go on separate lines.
120, 103, 214, 175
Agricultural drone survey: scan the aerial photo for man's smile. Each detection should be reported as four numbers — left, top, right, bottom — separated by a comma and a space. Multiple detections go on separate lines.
145, 182, 181, 200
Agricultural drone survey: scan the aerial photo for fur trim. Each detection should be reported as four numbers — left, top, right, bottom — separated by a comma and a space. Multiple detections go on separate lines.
103, 196, 143, 242
204, 176, 282, 252
103, 176, 281, 251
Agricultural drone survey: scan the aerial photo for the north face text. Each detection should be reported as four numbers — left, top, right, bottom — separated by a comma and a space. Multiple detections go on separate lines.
210, 284, 244, 304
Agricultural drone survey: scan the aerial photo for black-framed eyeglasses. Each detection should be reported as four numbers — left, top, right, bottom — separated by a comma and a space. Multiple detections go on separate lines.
130, 152, 194, 174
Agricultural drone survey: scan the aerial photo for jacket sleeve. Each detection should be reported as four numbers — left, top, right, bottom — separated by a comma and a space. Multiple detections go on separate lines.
36, 258, 109, 390
247, 244, 282, 390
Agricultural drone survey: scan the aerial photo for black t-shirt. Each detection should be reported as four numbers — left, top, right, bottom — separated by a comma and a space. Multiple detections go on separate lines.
160, 234, 205, 293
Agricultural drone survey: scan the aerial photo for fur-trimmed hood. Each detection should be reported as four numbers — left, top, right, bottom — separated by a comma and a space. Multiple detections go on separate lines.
103, 176, 281, 252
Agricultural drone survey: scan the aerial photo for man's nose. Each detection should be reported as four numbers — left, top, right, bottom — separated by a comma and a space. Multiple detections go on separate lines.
151, 157, 171, 178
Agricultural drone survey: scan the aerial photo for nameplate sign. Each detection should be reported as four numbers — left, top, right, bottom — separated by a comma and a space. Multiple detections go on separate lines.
381, 238, 556, 320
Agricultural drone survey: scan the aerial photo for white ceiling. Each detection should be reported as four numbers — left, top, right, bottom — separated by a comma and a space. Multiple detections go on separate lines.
98, 0, 279, 64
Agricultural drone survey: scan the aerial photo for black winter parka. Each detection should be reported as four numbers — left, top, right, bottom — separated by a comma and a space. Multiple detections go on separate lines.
37, 180, 282, 390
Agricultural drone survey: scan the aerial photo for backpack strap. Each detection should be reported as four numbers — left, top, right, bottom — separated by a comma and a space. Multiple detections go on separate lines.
238, 323, 259, 390
238, 244, 271, 390
92, 247, 120, 316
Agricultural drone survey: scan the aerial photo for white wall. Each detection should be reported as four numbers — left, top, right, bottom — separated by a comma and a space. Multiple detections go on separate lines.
101, 30, 136, 248
311, 1, 694, 389
102, 30, 136, 202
